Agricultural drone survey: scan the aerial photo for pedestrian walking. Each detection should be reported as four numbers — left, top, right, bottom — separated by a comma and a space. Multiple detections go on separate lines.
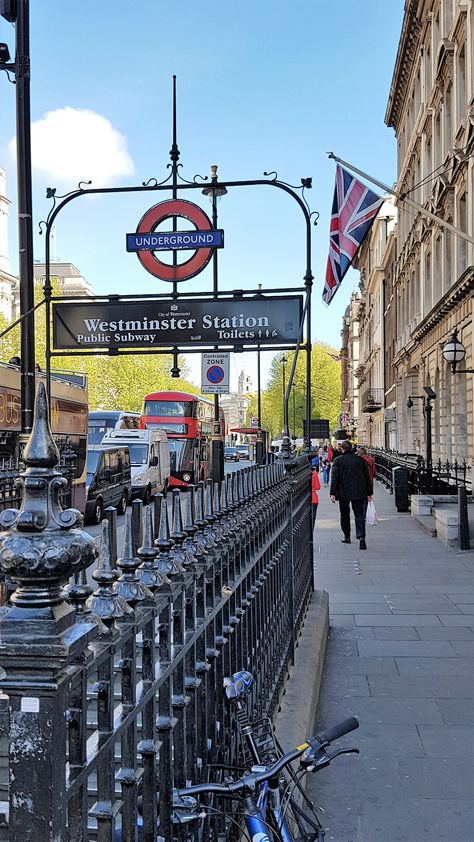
357, 445, 377, 481
311, 466, 321, 527
329, 440, 373, 550
321, 456, 330, 487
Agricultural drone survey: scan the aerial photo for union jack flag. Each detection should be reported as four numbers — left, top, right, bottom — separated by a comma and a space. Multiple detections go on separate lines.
323, 164, 383, 305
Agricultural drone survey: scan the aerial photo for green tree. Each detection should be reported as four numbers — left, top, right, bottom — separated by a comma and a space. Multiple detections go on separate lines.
0, 283, 200, 410
257, 344, 340, 440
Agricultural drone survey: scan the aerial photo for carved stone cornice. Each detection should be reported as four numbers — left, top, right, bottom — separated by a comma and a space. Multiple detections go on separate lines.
385, 0, 421, 129
412, 266, 474, 341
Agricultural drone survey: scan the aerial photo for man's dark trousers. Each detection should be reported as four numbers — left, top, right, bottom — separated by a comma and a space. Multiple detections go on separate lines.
339, 499, 366, 540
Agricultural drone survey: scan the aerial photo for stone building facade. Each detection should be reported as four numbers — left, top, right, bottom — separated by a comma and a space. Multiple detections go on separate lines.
340, 293, 361, 440
219, 369, 253, 444
385, 0, 474, 463
344, 0, 474, 466
1, 167, 94, 325
353, 202, 397, 449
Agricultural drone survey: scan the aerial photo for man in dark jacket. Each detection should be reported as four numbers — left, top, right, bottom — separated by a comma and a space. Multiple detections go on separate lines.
329, 440, 373, 549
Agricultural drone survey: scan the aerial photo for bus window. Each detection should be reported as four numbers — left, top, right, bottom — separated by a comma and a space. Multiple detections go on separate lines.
142, 400, 193, 417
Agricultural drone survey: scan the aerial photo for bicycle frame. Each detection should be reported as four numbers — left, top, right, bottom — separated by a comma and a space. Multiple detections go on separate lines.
173, 673, 358, 841
243, 788, 292, 842
256, 780, 293, 842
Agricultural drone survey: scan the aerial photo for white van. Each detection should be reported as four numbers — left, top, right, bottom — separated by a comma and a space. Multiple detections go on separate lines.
101, 428, 170, 503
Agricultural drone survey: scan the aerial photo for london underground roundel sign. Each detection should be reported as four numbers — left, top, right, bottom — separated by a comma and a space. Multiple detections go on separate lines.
133, 199, 214, 282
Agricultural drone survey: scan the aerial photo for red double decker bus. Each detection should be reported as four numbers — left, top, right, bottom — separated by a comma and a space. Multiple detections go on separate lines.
140, 390, 223, 488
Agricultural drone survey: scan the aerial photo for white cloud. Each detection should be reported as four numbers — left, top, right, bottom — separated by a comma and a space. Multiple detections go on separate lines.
9, 106, 135, 187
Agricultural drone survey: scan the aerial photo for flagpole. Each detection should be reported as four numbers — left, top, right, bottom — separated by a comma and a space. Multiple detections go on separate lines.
327, 151, 474, 246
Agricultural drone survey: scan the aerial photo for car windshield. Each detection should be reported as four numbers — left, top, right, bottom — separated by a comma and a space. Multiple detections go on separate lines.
225, 447, 236, 453
86, 451, 101, 476
88, 423, 113, 444
127, 443, 149, 466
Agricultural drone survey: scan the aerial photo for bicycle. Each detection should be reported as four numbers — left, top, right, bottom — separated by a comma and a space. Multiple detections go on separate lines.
172, 670, 359, 841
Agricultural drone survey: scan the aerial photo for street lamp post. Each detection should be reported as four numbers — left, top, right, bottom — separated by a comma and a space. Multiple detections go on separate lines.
202, 166, 227, 483
292, 382, 296, 439
1, 0, 36, 434
281, 355, 287, 436
406, 386, 436, 491
443, 330, 474, 374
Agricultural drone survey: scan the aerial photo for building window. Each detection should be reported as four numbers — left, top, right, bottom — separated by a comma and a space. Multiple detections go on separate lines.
424, 250, 432, 314
444, 85, 453, 152
457, 45, 466, 126
434, 236, 442, 296
434, 111, 441, 167
424, 135, 432, 202
457, 192, 467, 277
424, 41, 432, 95
445, 231, 453, 288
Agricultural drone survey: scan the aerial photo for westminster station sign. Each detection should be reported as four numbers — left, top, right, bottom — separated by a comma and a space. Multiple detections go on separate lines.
52, 296, 303, 351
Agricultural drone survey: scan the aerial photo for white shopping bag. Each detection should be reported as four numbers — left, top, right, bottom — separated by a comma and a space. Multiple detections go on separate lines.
366, 500, 378, 526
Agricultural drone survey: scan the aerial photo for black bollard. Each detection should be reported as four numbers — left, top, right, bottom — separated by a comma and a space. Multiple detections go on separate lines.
458, 486, 470, 550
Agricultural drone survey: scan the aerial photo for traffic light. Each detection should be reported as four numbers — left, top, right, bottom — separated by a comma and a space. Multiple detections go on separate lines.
0, 0, 16, 22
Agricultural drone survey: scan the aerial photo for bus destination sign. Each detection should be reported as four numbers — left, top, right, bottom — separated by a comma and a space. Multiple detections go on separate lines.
52, 296, 303, 351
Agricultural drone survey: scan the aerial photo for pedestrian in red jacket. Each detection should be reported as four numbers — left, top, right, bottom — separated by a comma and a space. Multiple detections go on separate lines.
357, 446, 377, 480
311, 467, 321, 526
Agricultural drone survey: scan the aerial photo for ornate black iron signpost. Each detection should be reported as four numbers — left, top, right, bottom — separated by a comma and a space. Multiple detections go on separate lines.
42, 77, 316, 464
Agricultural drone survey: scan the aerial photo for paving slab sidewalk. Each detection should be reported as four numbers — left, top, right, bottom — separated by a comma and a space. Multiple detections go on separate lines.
307, 481, 474, 842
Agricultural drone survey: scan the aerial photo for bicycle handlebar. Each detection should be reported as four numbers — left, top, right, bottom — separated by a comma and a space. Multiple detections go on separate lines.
175, 716, 359, 800
311, 716, 359, 746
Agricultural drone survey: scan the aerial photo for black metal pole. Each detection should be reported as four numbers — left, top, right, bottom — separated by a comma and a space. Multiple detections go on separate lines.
304, 273, 313, 452
170, 75, 180, 300
425, 399, 433, 492
44, 221, 52, 407
255, 347, 264, 464
293, 383, 296, 438
209, 181, 223, 482
257, 348, 261, 427
458, 486, 470, 550
282, 357, 286, 436
16, 0, 35, 434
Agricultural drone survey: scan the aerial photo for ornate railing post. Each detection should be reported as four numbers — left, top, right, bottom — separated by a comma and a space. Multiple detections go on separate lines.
0, 383, 98, 840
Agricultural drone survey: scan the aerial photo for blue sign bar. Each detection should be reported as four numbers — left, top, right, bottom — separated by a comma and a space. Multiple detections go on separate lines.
126, 229, 224, 252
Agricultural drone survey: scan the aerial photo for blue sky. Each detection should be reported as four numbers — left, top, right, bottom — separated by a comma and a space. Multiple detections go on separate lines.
0, 0, 404, 389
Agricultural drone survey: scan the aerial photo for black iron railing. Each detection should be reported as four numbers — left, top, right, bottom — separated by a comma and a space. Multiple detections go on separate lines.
0, 387, 314, 842
371, 448, 470, 497
0, 436, 76, 514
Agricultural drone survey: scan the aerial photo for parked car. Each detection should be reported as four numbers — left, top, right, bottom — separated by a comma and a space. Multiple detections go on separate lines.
85, 446, 132, 524
224, 446, 240, 462
102, 428, 170, 503
236, 444, 250, 460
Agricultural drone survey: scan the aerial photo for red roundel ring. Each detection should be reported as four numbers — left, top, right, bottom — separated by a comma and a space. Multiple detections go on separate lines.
136, 199, 214, 281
